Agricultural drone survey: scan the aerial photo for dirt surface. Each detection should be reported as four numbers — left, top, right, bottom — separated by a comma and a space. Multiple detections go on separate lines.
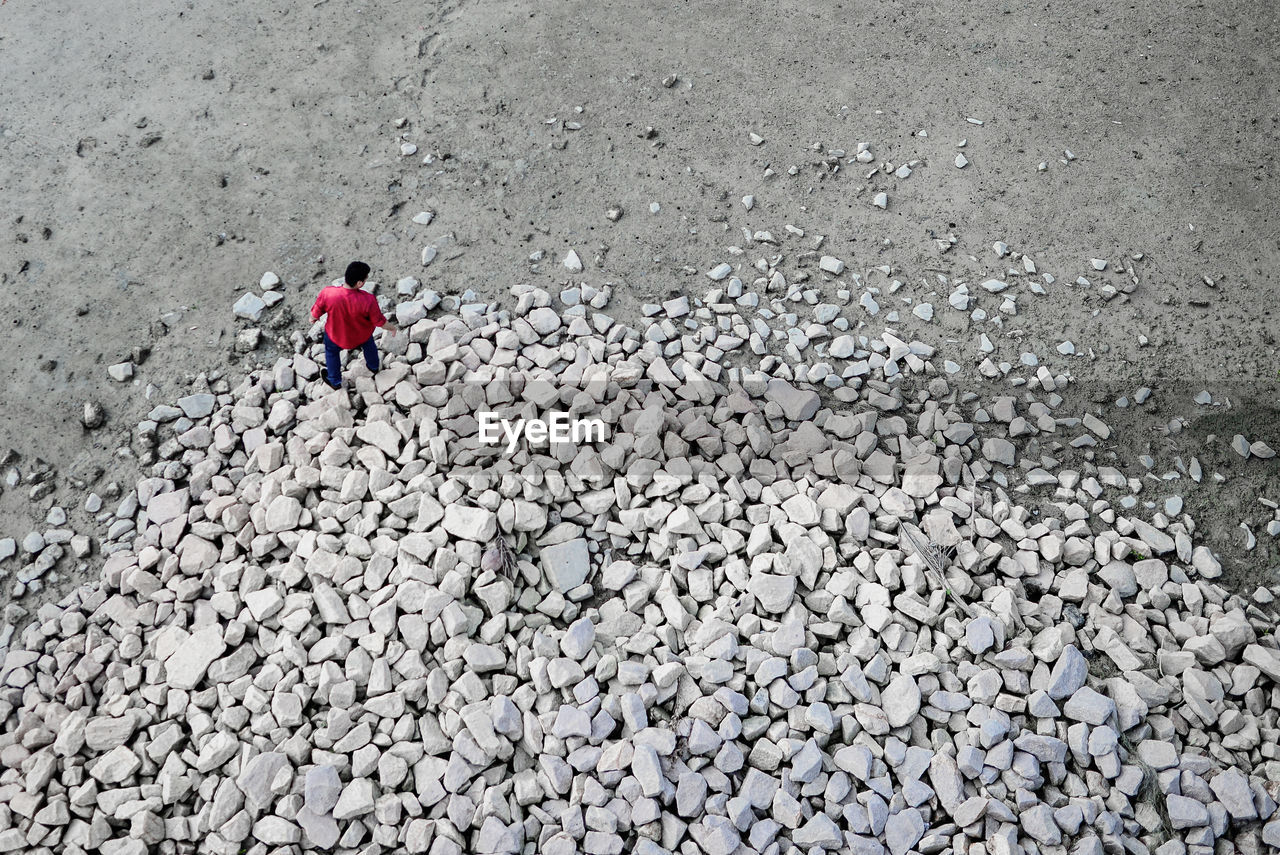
1, 0, 1278, 607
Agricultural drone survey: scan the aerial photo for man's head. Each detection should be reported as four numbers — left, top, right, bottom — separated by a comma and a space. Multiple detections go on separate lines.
344, 261, 371, 288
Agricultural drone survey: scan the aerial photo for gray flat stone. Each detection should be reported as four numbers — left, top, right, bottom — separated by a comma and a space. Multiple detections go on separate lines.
1097, 561, 1137, 597
1130, 518, 1175, 554
332, 778, 376, 820
749, 572, 795, 613
982, 438, 1016, 466
234, 292, 267, 321
689, 816, 740, 855
305, 765, 343, 814
1243, 644, 1280, 681
237, 752, 290, 809
884, 808, 925, 855
1209, 768, 1257, 820
296, 806, 339, 849
541, 538, 591, 591
442, 504, 496, 542
1063, 686, 1115, 725
793, 813, 842, 848
177, 393, 216, 419
253, 816, 301, 845
1020, 803, 1061, 845
1136, 739, 1178, 771
164, 626, 226, 690
764, 378, 819, 421
1166, 793, 1209, 829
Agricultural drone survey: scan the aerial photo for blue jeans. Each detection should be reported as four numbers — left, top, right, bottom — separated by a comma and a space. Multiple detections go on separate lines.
323, 331, 378, 386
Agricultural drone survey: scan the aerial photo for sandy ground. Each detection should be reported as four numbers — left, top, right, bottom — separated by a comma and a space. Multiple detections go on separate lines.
1, 0, 1277, 608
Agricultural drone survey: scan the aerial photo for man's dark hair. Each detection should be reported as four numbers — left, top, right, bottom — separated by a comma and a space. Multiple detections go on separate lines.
345, 261, 371, 286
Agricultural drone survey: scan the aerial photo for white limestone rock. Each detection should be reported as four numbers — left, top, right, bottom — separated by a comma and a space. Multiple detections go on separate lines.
164, 626, 226, 690
265, 495, 303, 532
89, 745, 142, 784
332, 779, 377, 820
443, 505, 497, 542
306, 766, 343, 814
560, 617, 596, 660
883, 675, 920, 728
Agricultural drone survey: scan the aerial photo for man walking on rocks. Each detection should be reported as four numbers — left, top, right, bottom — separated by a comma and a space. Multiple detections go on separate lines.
310, 261, 397, 389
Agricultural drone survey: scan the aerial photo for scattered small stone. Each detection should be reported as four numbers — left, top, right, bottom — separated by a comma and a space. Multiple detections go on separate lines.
21, 531, 44, 554
707, 263, 732, 281
233, 291, 267, 321
81, 401, 106, 429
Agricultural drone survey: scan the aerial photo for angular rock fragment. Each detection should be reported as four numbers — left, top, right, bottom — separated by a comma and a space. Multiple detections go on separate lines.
541, 538, 590, 591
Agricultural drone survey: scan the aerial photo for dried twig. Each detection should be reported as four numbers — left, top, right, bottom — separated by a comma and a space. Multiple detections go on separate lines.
488, 533, 521, 581
900, 523, 976, 619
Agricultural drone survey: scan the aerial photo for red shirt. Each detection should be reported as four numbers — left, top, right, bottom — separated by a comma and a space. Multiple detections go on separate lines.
311, 285, 387, 349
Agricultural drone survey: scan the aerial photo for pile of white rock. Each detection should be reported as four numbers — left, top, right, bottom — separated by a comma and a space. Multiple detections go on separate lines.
0, 280, 1278, 855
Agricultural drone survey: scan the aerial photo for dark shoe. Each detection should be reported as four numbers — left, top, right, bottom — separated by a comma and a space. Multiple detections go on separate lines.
322, 371, 341, 390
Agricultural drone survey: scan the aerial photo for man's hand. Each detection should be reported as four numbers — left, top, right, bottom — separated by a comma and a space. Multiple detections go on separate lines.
383, 322, 399, 335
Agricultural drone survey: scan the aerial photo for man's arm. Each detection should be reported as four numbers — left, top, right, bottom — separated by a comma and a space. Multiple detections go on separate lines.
310, 290, 326, 321
370, 299, 397, 334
